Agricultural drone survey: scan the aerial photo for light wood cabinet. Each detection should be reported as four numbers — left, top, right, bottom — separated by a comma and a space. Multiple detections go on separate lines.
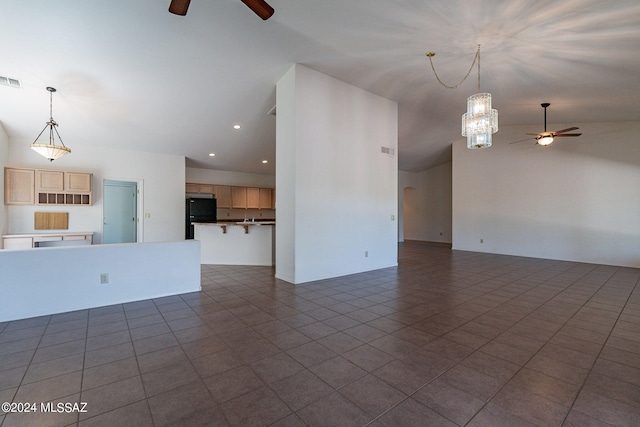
186, 183, 215, 194
5, 167, 91, 206
37, 171, 91, 206
214, 185, 231, 208
36, 170, 64, 192
186, 183, 200, 193
231, 186, 247, 209
5, 168, 35, 205
247, 187, 260, 209
186, 182, 274, 210
259, 188, 272, 209
65, 172, 91, 192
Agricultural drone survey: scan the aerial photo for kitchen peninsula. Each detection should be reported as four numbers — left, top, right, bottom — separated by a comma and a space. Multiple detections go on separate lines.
194, 221, 274, 266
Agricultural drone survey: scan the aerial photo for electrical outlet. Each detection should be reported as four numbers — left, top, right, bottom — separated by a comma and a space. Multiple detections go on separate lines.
365, 251, 368, 258
390, 215, 395, 221
100, 273, 109, 284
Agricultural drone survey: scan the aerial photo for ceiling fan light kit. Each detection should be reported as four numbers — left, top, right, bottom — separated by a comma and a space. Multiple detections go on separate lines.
30, 87, 71, 162
427, 44, 498, 149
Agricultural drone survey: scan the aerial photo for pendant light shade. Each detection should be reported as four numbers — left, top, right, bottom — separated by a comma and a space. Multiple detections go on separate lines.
30, 87, 71, 161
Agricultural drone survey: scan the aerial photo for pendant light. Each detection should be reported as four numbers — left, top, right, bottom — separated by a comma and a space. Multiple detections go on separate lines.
426, 44, 498, 149
30, 87, 71, 161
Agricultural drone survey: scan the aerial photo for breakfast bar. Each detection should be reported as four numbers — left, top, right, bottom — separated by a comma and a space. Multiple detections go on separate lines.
194, 222, 274, 266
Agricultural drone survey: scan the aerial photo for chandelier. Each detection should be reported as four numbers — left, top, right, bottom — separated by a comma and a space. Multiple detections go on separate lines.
30, 87, 71, 161
426, 45, 498, 149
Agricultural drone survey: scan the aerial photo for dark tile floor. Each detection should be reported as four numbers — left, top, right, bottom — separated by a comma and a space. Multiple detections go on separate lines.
1, 241, 639, 426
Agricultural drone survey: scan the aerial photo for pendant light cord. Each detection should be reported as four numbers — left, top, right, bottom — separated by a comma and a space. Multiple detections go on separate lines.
426, 44, 481, 92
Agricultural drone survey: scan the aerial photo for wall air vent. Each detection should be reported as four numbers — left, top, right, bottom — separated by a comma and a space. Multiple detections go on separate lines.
381, 146, 395, 155
0, 75, 22, 89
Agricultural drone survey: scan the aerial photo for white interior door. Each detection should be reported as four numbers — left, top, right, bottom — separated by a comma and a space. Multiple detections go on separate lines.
103, 180, 138, 244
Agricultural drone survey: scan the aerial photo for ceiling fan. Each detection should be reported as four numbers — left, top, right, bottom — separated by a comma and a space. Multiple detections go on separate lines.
169, 0, 274, 20
512, 103, 582, 146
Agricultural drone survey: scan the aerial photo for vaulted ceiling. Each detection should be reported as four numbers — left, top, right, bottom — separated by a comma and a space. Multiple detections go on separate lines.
1, 0, 639, 174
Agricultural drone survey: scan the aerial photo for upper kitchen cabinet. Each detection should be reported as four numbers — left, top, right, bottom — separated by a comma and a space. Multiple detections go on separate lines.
4, 168, 35, 205
246, 187, 260, 209
259, 188, 272, 209
231, 186, 247, 209
186, 183, 214, 194
65, 172, 91, 192
5, 167, 92, 206
35, 170, 64, 192
214, 185, 231, 208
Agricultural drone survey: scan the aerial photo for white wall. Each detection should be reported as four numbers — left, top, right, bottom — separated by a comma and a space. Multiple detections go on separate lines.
6, 140, 185, 243
186, 167, 275, 188
453, 121, 640, 268
0, 122, 8, 237
276, 65, 398, 284
0, 240, 201, 322
399, 162, 452, 244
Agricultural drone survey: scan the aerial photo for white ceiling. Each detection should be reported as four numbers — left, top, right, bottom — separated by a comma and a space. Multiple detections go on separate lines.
1, 0, 639, 174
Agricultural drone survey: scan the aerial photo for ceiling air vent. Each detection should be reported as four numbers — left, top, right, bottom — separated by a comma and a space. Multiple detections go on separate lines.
381, 146, 395, 155
0, 75, 22, 89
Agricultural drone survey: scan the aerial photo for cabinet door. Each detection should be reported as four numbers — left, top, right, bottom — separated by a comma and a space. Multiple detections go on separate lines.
214, 185, 231, 208
3, 237, 33, 249
5, 168, 35, 205
65, 172, 91, 192
199, 184, 214, 194
186, 183, 200, 193
247, 187, 260, 209
231, 186, 247, 209
259, 188, 272, 209
36, 170, 64, 192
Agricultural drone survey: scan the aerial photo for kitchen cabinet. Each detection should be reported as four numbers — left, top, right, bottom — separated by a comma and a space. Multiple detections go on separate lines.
4, 168, 35, 205
186, 183, 200, 193
5, 167, 92, 206
231, 186, 247, 209
186, 183, 215, 194
259, 188, 272, 209
36, 170, 64, 192
214, 185, 231, 208
247, 187, 260, 209
65, 172, 91, 192
36, 171, 92, 206
186, 182, 274, 210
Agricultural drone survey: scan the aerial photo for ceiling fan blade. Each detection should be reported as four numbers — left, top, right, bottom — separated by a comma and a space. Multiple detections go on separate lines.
241, 0, 274, 20
169, 0, 190, 15
555, 133, 582, 137
554, 127, 579, 134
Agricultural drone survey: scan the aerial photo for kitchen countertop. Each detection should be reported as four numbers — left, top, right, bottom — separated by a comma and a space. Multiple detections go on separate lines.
193, 221, 275, 226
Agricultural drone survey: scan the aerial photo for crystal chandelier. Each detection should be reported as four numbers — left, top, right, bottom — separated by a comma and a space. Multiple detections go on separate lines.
30, 87, 71, 161
427, 44, 498, 149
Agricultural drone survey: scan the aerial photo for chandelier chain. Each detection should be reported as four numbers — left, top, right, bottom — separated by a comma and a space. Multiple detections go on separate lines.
427, 44, 481, 91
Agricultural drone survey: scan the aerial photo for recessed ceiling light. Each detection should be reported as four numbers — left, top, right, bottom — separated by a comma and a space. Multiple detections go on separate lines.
233, 124, 241, 130
208, 153, 216, 157
262, 160, 268, 164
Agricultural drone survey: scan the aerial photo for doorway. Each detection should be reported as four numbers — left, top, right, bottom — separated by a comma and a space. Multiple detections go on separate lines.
103, 179, 138, 244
